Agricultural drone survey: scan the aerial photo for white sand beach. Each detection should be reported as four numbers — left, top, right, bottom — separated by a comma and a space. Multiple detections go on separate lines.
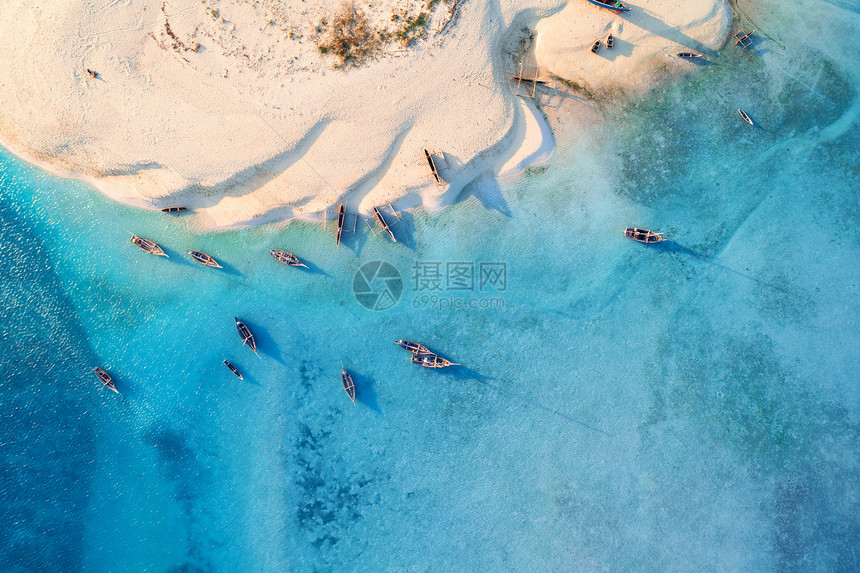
0, 0, 730, 228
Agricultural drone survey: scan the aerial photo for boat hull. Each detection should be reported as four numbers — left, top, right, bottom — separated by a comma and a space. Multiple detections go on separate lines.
584, 0, 631, 13
342, 369, 356, 404
624, 227, 666, 243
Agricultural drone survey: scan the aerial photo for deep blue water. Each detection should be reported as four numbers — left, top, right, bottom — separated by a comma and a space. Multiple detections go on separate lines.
1, 1, 859, 570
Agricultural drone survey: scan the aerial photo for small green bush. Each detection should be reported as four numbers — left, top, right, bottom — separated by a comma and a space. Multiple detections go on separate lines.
316, 2, 383, 69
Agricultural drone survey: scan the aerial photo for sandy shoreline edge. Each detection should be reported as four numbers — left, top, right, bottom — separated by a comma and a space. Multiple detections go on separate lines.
0, 0, 730, 228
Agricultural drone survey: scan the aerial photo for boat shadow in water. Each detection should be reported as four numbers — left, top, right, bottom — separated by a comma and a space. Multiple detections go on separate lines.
240, 320, 285, 363
294, 259, 330, 277
351, 369, 381, 413
157, 245, 196, 268
388, 210, 417, 250
434, 367, 611, 435
461, 174, 512, 218
214, 259, 244, 278
341, 214, 371, 257
234, 365, 263, 387
654, 241, 796, 296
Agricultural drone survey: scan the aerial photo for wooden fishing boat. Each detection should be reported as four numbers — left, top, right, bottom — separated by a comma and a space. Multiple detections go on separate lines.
411, 353, 459, 369
270, 249, 308, 267
591, 40, 601, 54
93, 367, 118, 394
223, 359, 243, 380
336, 203, 345, 246
677, 52, 703, 59
424, 149, 442, 185
373, 206, 397, 243
395, 340, 430, 354
624, 227, 667, 243
585, 0, 631, 13
733, 29, 754, 48
130, 234, 167, 257
161, 206, 188, 213
606, 34, 614, 48
511, 76, 549, 86
188, 250, 222, 268
234, 317, 258, 355
738, 108, 754, 126
341, 367, 356, 404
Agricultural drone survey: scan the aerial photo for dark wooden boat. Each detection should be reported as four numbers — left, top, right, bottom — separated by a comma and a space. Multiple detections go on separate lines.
411, 353, 459, 369
336, 203, 345, 246
270, 249, 308, 267
234, 317, 258, 355
624, 227, 667, 243
93, 367, 118, 394
424, 149, 442, 184
130, 234, 167, 257
188, 250, 222, 268
677, 52, 703, 59
585, 0, 631, 13
591, 40, 601, 54
223, 359, 243, 380
341, 367, 356, 404
373, 206, 397, 243
161, 206, 188, 213
606, 34, 614, 48
738, 108, 754, 126
395, 339, 430, 354
511, 76, 549, 86
733, 29, 754, 48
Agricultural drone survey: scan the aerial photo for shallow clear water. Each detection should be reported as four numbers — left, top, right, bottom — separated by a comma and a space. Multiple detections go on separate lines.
2, 1, 859, 570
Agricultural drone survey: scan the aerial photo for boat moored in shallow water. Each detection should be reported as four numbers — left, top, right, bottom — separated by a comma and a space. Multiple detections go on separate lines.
188, 250, 222, 268
93, 367, 118, 393
336, 203, 345, 246
396, 340, 430, 354
738, 108, 754, 126
677, 52, 703, 59
624, 228, 667, 244
270, 249, 308, 267
342, 367, 356, 404
161, 206, 188, 213
411, 353, 459, 369
130, 234, 167, 257
373, 207, 397, 243
223, 360, 243, 380
234, 318, 258, 355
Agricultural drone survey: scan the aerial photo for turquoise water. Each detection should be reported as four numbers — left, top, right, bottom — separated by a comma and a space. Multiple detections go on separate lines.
2, 2, 859, 570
